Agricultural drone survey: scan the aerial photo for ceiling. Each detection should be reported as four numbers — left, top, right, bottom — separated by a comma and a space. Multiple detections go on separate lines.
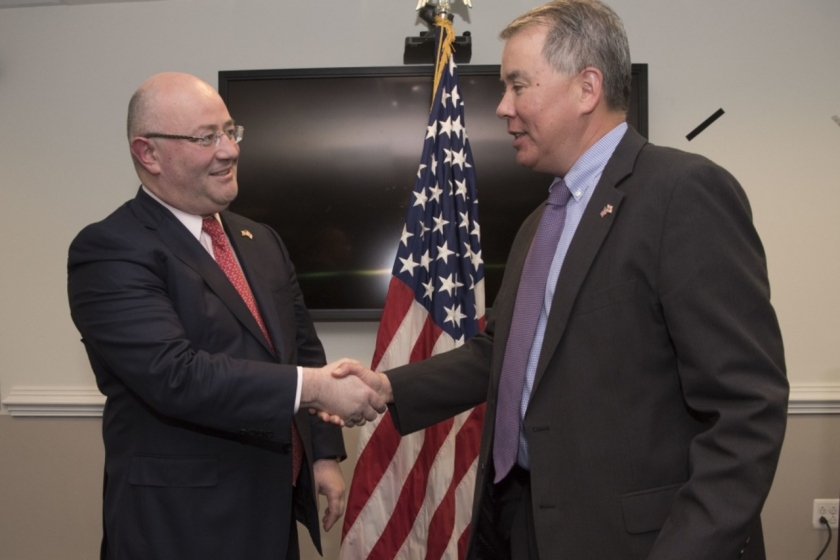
0, 0, 157, 7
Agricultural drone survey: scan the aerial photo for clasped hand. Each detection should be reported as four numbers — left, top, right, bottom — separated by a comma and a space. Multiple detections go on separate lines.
301, 359, 389, 427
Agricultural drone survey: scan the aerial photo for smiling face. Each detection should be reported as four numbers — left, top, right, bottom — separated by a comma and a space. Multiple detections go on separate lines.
130, 73, 240, 216
496, 25, 587, 177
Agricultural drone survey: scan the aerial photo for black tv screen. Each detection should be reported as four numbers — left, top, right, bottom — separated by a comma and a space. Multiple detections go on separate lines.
219, 64, 648, 320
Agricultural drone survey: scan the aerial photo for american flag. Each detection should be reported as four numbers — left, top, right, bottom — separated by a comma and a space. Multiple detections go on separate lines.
340, 20, 486, 560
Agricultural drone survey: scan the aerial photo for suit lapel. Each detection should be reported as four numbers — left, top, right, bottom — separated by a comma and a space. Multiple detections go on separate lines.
221, 212, 284, 361
531, 129, 646, 390
130, 190, 275, 358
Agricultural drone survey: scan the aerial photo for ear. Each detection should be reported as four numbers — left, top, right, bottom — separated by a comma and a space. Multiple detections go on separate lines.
130, 137, 162, 176
578, 67, 604, 115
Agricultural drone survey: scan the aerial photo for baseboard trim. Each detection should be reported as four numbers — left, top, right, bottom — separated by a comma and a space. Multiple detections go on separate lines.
2, 383, 839, 417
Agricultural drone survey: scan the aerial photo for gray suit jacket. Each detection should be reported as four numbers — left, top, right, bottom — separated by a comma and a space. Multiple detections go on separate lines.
68, 188, 344, 560
386, 128, 788, 559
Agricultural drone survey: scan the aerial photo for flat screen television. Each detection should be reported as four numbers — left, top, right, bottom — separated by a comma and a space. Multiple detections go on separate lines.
219, 64, 648, 320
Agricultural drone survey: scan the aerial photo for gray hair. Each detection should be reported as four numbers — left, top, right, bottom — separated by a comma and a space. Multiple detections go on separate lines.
500, 0, 632, 112
126, 87, 148, 140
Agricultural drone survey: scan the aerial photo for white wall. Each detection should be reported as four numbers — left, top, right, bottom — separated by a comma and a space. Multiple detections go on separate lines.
1, 0, 838, 400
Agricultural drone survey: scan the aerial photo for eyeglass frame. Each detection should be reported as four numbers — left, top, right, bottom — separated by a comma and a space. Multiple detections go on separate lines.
142, 125, 244, 148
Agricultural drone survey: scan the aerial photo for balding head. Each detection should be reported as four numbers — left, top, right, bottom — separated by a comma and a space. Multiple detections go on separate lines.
126, 72, 240, 216
127, 72, 220, 140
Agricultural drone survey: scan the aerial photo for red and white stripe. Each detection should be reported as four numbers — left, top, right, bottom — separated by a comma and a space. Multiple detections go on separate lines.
340, 277, 486, 560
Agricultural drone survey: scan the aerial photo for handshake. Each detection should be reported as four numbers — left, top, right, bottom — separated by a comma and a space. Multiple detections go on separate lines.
301, 359, 394, 427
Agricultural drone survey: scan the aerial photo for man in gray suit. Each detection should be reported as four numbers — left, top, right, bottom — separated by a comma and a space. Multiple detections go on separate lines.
332, 1, 788, 558
68, 72, 383, 560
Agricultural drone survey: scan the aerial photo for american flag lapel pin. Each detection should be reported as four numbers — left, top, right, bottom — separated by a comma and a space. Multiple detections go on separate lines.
240, 230, 253, 239
599, 204, 614, 218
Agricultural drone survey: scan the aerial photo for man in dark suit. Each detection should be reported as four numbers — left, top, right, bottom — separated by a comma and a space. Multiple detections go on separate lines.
68, 72, 384, 560
332, 1, 789, 558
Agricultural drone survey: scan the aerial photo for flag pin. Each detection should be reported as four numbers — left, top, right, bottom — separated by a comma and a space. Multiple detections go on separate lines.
241, 230, 253, 239
600, 204, 614, 218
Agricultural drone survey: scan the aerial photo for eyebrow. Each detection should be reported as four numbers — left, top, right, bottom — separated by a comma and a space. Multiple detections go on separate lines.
501, 70, 524, 83
195, 119, 236, 133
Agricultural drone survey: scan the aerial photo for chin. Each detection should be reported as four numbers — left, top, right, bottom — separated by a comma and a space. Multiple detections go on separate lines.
221, 184, 239, 203
515, 153, 539, 170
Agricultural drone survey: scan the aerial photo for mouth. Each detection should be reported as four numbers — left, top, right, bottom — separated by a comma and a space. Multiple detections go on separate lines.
209, 166, 235, 178
509, 131, 527, 148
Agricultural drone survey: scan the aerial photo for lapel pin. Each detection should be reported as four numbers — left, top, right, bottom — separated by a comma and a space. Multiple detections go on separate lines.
599, 204, 614, 218
240, 230, 253, 239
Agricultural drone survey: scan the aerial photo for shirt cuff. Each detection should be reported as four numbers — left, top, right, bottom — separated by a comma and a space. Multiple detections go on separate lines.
294, 366, 302, 413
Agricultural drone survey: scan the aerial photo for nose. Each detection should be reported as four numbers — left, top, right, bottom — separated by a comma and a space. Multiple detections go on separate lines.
215, 132, 240, 158
496, 89, 514, 120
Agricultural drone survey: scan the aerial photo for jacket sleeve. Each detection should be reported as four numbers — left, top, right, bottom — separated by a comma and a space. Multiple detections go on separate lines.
386, 318, 495, 436
648, 156, 788, 559
68, 219, 300, 443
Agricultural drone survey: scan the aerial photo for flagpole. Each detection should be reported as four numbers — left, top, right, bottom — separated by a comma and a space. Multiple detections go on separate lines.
340, 4, 485, 557
431, 17, 455, 107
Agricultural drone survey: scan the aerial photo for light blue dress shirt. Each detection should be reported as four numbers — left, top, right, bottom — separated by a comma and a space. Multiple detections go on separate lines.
517, 122, 628, 469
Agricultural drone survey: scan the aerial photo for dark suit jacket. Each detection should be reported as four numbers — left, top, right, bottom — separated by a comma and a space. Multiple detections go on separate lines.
385, 128, 788, 559
68, 188, 344, 560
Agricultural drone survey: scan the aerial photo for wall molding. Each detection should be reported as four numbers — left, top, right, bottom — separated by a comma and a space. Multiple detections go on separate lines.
3, 383, 839, 417
788, 384, 840, 415
2, 387, 106, 417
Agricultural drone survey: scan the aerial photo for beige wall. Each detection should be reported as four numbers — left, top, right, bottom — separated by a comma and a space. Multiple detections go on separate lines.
1, 0, 838, 559
2, 414, 838, 559
0, 414, 364, 560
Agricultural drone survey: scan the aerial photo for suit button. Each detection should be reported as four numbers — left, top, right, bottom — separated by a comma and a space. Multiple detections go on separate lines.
282, 443, 292, 453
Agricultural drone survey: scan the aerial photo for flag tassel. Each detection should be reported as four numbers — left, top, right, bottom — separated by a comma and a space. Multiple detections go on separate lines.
432, 17, 456, 108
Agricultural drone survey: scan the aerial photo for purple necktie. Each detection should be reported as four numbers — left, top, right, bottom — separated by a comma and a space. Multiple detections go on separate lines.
493, 181, 572, 483
202, 217, 303, 485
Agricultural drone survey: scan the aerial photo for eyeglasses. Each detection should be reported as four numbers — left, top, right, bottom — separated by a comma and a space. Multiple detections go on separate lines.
143, 125, 244, 148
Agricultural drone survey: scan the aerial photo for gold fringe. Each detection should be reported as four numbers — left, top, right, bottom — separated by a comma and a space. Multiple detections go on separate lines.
431, 16, 456, 109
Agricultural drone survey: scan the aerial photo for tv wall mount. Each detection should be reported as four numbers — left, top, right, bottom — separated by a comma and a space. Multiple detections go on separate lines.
404, 1, 472, 64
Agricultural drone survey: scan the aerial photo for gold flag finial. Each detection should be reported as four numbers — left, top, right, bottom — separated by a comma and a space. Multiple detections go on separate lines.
415, 0, 472, 13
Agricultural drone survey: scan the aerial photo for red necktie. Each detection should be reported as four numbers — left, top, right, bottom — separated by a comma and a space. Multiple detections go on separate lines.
202, 216, 303, 485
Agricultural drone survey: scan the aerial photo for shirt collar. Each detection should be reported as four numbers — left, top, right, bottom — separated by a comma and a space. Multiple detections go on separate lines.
551, 122, 628, 202
141, 185, 218, 241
